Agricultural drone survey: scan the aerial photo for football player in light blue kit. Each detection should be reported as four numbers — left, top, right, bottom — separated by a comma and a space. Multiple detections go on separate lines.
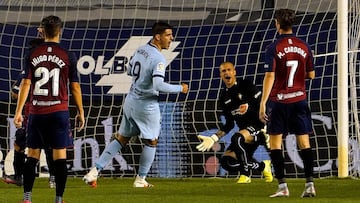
83, 21, 188, 188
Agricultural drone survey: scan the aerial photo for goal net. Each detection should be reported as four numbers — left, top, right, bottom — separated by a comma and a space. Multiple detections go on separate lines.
0, 0, 359, 178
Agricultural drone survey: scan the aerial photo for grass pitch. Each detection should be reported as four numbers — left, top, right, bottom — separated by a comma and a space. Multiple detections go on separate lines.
1, 177, 359, 203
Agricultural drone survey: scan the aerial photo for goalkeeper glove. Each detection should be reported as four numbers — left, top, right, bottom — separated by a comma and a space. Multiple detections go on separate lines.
196, 134, 219, 152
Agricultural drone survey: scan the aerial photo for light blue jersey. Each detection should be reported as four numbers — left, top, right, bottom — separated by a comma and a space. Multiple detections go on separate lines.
127, 42, 182, 99
119, 42, 182, 140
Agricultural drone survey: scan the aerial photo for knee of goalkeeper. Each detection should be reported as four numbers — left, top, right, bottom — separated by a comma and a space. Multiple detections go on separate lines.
220, 150, 242, 172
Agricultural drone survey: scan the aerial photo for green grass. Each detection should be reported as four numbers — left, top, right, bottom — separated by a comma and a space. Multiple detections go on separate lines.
1, 177, 359, 203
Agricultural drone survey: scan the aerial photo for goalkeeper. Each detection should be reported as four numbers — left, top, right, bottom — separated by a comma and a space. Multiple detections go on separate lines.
196, 61, 273, 183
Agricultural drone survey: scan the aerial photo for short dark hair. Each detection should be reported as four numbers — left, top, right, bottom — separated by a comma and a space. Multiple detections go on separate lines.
40, 15, 62, 38
274, 9, 296, 31
152, 21, 173, 36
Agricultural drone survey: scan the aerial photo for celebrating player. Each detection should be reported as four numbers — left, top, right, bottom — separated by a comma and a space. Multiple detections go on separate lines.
14, 15, 85, 203
196, 61, 273, 184
259, 8, 316, 198
83, 21, 188, 188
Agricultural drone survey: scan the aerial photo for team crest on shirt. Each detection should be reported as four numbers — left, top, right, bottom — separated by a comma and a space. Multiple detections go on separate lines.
238, 93, 243, 100
158, 63, 165, 71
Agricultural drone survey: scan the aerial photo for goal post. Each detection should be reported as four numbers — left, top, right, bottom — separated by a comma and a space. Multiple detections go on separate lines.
337, 0, 348, 178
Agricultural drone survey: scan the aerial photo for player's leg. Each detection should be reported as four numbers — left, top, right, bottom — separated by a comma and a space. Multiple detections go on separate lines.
220, 150, 251, 183
21, 114, 42, 202
292, 100, 315, 198
83, 98, 135, 186
229, 132, 252, 183
242, 142, 273, 183
52, 148, 67, 203
220, 151, 241, 173
44, 147, 56, 188
244, 126, 270, 149
132, 101, 161, 188
266, 101, 289, 197
220, 150, 253, 184
3, 128, 26, 186
242, 126, 273, 182
83, 132, 132, 187
269, 134, 289, 197
250, 135, 273, 182
297, 134, 316, 197
133, 138, 157, 187
22, 148, 41, 203
41, 111, 74, 203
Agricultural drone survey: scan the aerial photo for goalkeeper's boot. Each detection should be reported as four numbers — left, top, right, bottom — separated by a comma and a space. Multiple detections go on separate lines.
301, 182, 316, 198
21, 200, 32, 203
2, 174, 23, 186
133, 175, 154, 188
262, 160, 273, 182
236, 175, 251, 184
269, 183, 290, 198
83, 167, 99, 188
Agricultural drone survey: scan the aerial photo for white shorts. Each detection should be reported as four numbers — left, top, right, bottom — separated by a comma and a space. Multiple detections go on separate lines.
118, 95, 161, 140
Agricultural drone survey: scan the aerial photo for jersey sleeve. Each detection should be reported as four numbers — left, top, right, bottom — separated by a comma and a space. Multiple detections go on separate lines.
263, 43, 276, 73
12, 71, 25, 94
68, 52, 79, 82
305, 44, 315, 72
153, 60, 166, 78
152, 61, 182, 93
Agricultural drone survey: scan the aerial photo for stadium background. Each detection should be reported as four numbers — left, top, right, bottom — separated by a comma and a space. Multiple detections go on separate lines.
0, 0, 356, 179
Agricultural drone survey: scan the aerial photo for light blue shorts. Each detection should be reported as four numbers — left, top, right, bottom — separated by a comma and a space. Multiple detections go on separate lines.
118, 95, 161, 140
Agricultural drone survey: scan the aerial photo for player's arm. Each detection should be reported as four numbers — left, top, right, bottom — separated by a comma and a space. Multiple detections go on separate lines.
305, 45, 315, 80
70, 82, 85, 132
196, 105, 233, 152
196, 130, 226, 152
11, 71, 25, 100
153, 61, 188, 93
259, 45, 276, 124
153, 76, 188, 93
69, 52, 85, 131
259, 71, 274, 123
14, 79, 31, 128
11, 81, 19, 100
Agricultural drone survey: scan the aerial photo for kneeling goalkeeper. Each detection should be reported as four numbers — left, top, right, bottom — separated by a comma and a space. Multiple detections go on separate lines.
196, 61, 273, 183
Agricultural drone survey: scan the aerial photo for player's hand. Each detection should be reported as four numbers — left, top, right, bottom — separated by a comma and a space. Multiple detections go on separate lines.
259, 105, 268, 124
196, 134, 219, 152
13, 113, 23, 129
181, 83, 188, 94
75, 113, 85, 132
